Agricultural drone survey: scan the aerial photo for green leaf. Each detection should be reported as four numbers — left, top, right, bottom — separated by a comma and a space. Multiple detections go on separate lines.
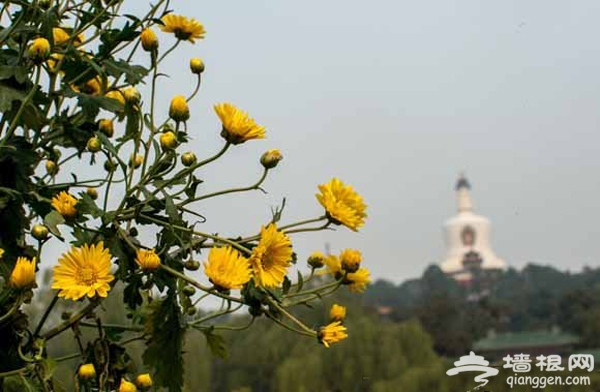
0, 66, 28, 84
282, 276, 292, 295
0, 82, 26, 112
296, 270, 304, 293
43, 210, 64, 238
104, 59, 149, 86
203, 328, 228, 359
164, 196, 181, 225
142, 292, 185, 391
77, 192, 103, 218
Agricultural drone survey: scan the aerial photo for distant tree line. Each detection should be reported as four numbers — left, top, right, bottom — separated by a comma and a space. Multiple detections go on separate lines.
365, 263, 600, 356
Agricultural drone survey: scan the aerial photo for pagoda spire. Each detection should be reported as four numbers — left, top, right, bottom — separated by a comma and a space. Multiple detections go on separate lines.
456, 173, 473, 213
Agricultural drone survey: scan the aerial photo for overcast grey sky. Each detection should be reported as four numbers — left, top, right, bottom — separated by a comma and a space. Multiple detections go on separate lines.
109, 0, 600, 282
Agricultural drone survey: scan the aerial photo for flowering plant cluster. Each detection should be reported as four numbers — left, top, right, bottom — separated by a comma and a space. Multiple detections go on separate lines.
0, 1, 370, 390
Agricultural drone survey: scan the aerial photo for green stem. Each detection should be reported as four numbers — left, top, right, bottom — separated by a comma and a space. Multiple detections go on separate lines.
240, 216, 327, 242
187, 75, 201, 102
179, 168, 268, 207
33, 293, 59, 336
265, 297, 315, 335
78, 321, 143, 332
284, 221, 331, 235
1, 66, 41, 145
265, 312, 315, 338
54, 352, 81, 363
139, 213, 251, 254
42, 300, 100, 340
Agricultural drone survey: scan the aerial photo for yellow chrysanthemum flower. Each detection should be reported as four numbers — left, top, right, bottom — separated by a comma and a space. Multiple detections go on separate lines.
316, 178, 367, 231
169, 95, 190, 122
51, 191, 78, 219
214, 103, 266, 144
345, 267, 371, 293
329, 303, 347, 321
52, 27, 84, 46
28, 38, 50, 62
9, 257, 36, 289
78, 363, 96, 379
121, 86, 140, 105
118, 379, 137, 392
160, 14, 206, 43
0, 248, 4, 259
204, 246, 251, 290
324, 254, 342, 276
340, 248, 362, 273
250, 224, 293, 288
318, 321, 348, 348
135, 249, 160, 271
135, 373, 152, 388
73, 77, 103, 96
52, 242, 114, 300
140, 28, 158, 52
105, 90, 126, 106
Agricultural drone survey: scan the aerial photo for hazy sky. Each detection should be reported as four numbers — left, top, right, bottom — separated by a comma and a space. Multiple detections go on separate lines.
90, 0, 600, 283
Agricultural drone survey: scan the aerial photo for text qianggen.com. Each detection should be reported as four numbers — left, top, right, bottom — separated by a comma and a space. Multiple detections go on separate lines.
506, 375, 591, 389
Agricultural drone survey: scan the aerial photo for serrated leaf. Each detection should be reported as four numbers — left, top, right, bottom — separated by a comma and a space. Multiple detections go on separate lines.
142, 292, 185, 391
0, 82, 26, 112
77, 192, 103, 218
43, 210, 64, 238
203, 329, 228, 359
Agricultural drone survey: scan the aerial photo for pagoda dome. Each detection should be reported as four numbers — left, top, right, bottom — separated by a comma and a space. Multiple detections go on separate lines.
440, 174, 506, 279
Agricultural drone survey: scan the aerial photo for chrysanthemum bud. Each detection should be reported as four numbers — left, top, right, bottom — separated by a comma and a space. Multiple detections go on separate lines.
31, 224, 49, 241
105, 90, 126, 106
184, 259, 200, 271
190, 58, 205, 74
329, 303, 347, 321
104, 159, 116, 172
122, 86, 140, 105
39, 0, 52, 9
307, 251, 326, 269
98, 119, 114, 137
78, 363, 96, 379
140, 28, 158, 52
182, 286, 196, 296
181, 151, 197, 167
45, 160, 58, 176
340, 249, 362, 273
160, 131, 178, 150
87, 137, 102, 153
86, 187, 98, 200
28, 38, 51, 62
9, 257, 36, 289
169, 95, 190, 123
129, 154, 143, 169
260, 149, 282, 169
135, 249, 160, 271
135, 373, 153, 388
118, 379, 137, 392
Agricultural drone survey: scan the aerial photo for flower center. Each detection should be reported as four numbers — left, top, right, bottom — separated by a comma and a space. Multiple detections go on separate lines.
78, 267, 96, 285
174, 28, 191, 40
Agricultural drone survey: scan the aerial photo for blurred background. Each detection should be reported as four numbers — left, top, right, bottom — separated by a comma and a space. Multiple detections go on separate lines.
36, 0, 600, 390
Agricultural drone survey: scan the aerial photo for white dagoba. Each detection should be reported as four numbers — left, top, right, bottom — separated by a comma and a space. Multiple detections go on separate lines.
441, 175, 506, 281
